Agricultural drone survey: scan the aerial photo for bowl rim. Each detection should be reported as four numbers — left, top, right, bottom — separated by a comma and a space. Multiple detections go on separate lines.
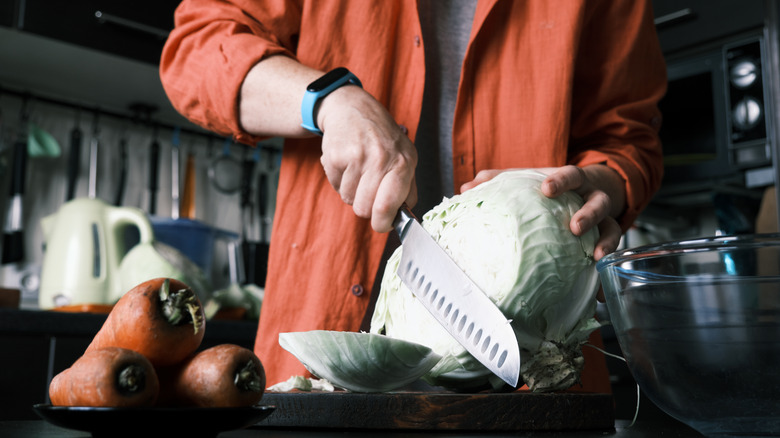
597, 232, 780, 273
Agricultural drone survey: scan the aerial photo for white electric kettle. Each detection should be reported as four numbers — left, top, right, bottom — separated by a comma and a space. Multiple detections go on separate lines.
38, 197, 154, 309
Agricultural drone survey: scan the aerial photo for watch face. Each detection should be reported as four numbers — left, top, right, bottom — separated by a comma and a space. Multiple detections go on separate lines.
307, 67, 350, 92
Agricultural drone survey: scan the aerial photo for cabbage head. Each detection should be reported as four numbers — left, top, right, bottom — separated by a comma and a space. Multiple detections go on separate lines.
370, 170, 603, 392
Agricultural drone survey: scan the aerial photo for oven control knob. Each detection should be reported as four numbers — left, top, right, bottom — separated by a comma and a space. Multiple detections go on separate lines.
730, 60, 759, 89
732, 96, 762, 130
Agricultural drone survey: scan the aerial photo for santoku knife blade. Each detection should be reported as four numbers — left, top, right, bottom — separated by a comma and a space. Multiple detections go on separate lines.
393, 204, 521, 387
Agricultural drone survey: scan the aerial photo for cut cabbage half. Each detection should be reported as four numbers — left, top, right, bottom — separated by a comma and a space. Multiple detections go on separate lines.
279, 331, 442, 392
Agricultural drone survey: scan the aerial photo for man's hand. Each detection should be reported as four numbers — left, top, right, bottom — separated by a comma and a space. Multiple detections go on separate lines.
318, 85, 418, 232
461, 165, 625, 261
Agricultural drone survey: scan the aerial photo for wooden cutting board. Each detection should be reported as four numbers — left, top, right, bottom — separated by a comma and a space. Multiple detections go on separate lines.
256, 391, 614, 431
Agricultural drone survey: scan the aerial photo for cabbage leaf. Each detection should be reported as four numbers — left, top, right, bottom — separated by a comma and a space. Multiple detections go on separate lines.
279, 331, 442, 392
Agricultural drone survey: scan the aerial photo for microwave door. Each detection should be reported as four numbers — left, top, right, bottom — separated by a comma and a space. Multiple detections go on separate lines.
659, 50, 732, 186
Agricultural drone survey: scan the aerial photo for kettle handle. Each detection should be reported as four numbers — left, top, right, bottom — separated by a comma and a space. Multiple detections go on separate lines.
105, 206, 155, 301
106, 206, 155, 251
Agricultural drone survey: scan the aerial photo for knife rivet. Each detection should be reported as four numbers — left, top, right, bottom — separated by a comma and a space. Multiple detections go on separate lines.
350, 284, 364, 296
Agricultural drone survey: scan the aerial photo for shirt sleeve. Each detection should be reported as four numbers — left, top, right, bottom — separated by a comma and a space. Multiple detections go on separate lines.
159, 0, 300, 144
568, 0, 667, 231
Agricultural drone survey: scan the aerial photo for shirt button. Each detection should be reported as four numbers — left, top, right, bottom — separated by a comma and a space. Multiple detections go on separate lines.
351, 284, 364, 296
414, 35, 421, 47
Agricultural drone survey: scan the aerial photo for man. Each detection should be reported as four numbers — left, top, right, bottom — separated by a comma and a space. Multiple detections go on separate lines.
160, 0, 666, 392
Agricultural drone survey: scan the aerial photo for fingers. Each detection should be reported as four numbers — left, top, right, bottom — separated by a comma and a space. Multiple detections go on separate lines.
541, 165, 622, 259
566, 182, 620, 260
593, 216, 622, 261
566, 177, 620, 260
356, 144, 416, 232
570, 189, 612, 236
541, 165, 587, 198
371, 168, 415, 232
352, 163, 384, 217
322, 143, 415, 232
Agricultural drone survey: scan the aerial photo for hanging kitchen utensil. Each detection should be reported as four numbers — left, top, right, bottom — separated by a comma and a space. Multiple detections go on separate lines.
239, 147, 256, 239
257, 152, 268, 243
239, 147, 256, 284
240, 146, 270, 287
1, 98, 29, 264
208, 138, 242, 194
87, 112, 100, 199
180, 146, 196, 219
65, 110, 83, 201
27, 121, 61, 158
148, 125, 160, 215
171, 127, 181, 219
114, 133, 128, 206
253, 147, 270, 287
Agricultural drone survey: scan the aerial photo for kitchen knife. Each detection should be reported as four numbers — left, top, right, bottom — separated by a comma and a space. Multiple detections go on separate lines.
148, 128, 160, 215
393, 204, 521, 387
114, 136, 128, 206
171, 127, 181, 219
65, 115, 82, 201
1, 102, 29, 264
87, 114, 99, 199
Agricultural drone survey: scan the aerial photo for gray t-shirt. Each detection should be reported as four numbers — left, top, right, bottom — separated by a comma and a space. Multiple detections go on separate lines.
414, 0, 477, 217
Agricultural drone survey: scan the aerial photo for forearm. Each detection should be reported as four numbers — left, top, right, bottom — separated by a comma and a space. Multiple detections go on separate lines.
239, 55, 324, 138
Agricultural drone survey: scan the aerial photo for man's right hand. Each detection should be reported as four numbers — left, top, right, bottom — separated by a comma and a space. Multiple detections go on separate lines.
317, 85, 418, 233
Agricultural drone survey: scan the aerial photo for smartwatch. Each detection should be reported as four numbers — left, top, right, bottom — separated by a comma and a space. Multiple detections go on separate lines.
301, 67, 362, 135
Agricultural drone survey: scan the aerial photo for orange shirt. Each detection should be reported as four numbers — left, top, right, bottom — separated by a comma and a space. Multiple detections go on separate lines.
161, 0, 666, 392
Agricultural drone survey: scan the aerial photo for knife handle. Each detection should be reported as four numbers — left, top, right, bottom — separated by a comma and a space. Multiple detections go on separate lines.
66, 127, 82, 201
9, 139, 27, 196
393, 203, 417, 241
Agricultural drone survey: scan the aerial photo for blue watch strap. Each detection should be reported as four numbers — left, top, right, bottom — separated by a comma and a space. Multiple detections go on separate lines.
301, 68, 362, 135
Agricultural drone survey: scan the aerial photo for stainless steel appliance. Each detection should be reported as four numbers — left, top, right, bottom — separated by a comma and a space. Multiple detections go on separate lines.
658, 34, 774, 191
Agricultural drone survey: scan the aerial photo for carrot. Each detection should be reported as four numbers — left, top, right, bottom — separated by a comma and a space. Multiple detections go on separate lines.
86, 277, 205, 367
157, 344, 266, 408
49, 347, 159, 407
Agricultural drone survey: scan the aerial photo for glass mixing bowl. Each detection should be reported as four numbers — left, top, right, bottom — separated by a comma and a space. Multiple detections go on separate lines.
597, 234, 780, 437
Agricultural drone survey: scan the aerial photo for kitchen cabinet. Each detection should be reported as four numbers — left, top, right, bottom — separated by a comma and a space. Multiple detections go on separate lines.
0, 0, 13, 27
1, 0, 181, 65
0, 309, 257, 421
652, 0, 766, 54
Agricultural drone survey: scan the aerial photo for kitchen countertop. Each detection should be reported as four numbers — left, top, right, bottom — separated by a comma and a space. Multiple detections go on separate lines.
1, 419, 703, 437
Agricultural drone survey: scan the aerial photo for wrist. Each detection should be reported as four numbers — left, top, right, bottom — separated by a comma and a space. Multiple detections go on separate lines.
301, 67, 362, 135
